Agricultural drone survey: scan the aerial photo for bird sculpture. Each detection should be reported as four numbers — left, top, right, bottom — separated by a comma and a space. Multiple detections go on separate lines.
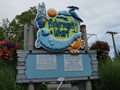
67, 6, 83, 22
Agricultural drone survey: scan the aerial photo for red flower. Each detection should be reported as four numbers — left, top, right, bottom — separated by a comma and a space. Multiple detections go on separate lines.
0, 39, 19, 61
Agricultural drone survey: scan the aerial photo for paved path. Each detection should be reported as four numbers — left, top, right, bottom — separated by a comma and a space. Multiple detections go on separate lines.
48, 84, 79, 90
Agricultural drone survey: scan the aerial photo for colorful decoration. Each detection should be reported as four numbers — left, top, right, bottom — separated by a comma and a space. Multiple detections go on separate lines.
35, 2, 83, 52
35, 28, 81, 51
68, 38, 85, 53
67, 6, 83, 22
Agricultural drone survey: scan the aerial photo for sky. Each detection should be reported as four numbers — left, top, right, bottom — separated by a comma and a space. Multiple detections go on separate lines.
0, 0, 120, 57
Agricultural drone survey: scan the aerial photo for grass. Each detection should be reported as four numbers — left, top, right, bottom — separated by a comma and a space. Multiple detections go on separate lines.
0, 60, 48, 90
0, 61, 25, 90
94, 57, 120, 90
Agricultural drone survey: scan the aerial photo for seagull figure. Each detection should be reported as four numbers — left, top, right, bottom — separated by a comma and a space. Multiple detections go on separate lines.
67, 6, 83, 22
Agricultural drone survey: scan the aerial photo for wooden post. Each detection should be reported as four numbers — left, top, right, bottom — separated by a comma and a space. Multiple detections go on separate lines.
31, 20, 38, 44
78, 81, 85, 90
24, 22, 35, 89
80, 25, 92, 90
24, 23, 29, 50
31, 20, 37, 30
24, 21, 36, 51
85, 80, 92, 90
28, 83, 35, 90
34, 83, 40, 90
80, 25, 88, 50
28, 24, 34, 51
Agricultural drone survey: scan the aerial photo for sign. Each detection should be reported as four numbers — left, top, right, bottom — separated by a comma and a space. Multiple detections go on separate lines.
26, 53, 92, 79
16, 2, 98, 84
35, 2, 83, 52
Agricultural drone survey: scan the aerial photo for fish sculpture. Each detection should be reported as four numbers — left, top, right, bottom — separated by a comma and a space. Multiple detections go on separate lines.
35, 28, 82, 51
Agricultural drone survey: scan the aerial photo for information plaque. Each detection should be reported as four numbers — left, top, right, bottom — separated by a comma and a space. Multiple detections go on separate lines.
26, 53, 92, 79
64, 55, 83, 71
36, 55, 57, 70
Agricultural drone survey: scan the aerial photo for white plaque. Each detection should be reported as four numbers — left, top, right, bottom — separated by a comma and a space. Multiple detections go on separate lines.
64, 55, 83, 71
36, 55, 57, 70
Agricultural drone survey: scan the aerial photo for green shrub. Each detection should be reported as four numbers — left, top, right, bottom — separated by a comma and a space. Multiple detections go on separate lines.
0, 65, 25, 90
98, 58, 120, 90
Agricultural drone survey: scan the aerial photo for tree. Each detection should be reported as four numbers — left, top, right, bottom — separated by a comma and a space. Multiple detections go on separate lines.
11, 6, 37, 49
0, 27, 5, 40
1, 18, 11, 39
1, 6, 37, 49
90, 41, 110, 62
15, 7, 37, 24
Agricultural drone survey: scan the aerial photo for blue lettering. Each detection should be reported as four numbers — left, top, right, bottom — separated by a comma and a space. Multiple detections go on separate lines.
54, 28, 70, 37
47, 19, 75, 30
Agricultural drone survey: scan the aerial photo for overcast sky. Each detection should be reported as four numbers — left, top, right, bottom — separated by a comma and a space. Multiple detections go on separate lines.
0, 0, 120, 57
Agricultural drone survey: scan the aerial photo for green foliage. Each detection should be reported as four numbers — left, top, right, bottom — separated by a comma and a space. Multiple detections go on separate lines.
0, 27, 5, 40
10, 6, 37, 49
95, 57, 120, 90
0, 19, 10, 39
0, 63, 48, 90
0, 64, 25, 90
15, 7, 37, 24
